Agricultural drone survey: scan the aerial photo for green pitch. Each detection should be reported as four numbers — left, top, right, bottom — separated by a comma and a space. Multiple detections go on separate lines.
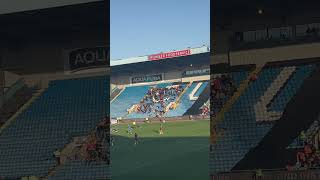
111, 120, 209, 180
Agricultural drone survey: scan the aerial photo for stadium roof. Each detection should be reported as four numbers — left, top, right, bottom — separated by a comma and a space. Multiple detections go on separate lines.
0, 0, 102, 15
112, 52, 210, 77
111, 46, 210, 66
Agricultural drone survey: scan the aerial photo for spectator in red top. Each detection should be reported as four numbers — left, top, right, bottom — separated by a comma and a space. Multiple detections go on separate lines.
249, 73, 258, 83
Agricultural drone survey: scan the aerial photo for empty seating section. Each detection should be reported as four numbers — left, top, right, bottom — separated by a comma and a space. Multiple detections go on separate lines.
268, 65, 315, 112
231, 71, 249, 87
110, 81, 209, 119
110, 85, 150, 118
210, 64, 315, 174
49, 161, 109, 180
254, 67, 296, 122
0, 76, 109, 178
194, 82, 208, 97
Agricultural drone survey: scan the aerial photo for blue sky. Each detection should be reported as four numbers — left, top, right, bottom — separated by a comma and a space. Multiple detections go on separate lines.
110, 0, 210, 60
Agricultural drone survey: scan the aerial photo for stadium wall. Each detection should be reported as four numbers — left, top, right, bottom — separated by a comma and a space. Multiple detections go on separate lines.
211, 42, 320, 66
0, 34, 106, 74
230, 42, 320, 66
111, 70, 183, 85
212, 31, 231, 54
111, 52, 210, 85
22, 68, 109, 88
4, 71, 21, 91
211, 54, 228, 65
111, 65, 210, 86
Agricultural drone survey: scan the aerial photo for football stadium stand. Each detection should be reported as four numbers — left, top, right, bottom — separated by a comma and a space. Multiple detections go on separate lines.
111, 46, 210, 121
211, 1, 320, 178
110, 47, 210, 180
0, 75, 109, 179
210, 61, 319, 178
111, 80, 209, 120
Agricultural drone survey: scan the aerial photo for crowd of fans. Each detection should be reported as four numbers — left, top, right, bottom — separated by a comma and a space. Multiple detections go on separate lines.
286, 143, 320, 170
287, 121, 320, 170
84, 117, 110, 164
56, 117, 110, 166
12, 118, 110, 180
135, 85, 184, 117
201, 104, 209, 115
211, 74, 237, 117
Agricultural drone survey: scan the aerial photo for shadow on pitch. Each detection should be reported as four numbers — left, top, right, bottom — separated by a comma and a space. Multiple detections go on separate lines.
110, 135, 209, 180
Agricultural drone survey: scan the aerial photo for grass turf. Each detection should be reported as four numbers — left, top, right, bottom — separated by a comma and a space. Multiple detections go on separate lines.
111, 120, 209, 180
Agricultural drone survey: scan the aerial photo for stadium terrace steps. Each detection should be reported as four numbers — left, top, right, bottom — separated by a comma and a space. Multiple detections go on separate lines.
0, 88, 45, 134
233, 64, 320, 170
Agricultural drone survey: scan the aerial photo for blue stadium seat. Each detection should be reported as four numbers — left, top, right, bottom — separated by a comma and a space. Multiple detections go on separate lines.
110, 85, 150, 118
210, 64, 315, 174
165, 82, 208, 117
111, 81, 209, 119
0, 75, 109, 179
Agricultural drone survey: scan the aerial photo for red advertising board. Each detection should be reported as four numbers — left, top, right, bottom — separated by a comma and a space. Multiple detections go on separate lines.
148, 49, 191, 61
